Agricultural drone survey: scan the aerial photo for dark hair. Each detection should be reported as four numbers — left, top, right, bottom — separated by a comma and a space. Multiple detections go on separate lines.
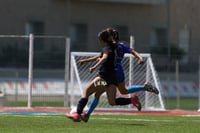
98, 28, 118, 48
98, 30, 110, 43
113, 30, 119, 42
106, 28, 119, 42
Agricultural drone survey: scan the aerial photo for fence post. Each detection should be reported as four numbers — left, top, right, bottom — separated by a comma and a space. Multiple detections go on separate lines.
15, 72, 19, 102
128, 36, 134, 108
129, 35, 134, 85
198, 56, 200, 111
28, 34, 34, 108
175, 60, 180, 109
64, 37, 70, 107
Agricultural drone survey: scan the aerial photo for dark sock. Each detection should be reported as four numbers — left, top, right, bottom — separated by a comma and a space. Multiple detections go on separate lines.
115, 98, 131, 105
77, 98, 88, 114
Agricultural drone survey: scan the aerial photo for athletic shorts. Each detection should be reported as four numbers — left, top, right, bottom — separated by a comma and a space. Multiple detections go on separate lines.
98, 71, 118, 86
115, 64, 125, 83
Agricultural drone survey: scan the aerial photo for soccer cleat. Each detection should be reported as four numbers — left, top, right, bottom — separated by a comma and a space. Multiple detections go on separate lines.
131, 95, 141, 111
144, 82, 159, 95
80, 112, 90, 123
66, 112, 81, 122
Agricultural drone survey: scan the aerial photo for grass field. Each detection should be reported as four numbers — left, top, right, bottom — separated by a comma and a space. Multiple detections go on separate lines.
8, 98, 200, 110
1, 114, 200, 133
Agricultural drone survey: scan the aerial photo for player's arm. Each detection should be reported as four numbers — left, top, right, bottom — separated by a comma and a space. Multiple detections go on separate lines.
121, 42, 144, 64
131, 50, 144, 64
79, 54, 100, 65
89, 53, 108, 73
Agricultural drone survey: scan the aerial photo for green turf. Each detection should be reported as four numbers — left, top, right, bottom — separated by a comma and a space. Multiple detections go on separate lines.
8, 98, 199, 110
1, 114, 200, 133
8, 101, 64, 107
164, 98, 199, 110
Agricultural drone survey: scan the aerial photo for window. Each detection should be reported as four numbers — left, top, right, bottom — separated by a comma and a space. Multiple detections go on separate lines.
179, 25, 190, 63
25, 21, 44, 50
153, 28, 167, 46
25, 21, 44, 35
114, 26, 129, 42
70, 23, 88, 51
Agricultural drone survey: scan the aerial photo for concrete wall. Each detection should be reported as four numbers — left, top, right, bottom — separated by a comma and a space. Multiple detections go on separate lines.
0, 0, 199, 66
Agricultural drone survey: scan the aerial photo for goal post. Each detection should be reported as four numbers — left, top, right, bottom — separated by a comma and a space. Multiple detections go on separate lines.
70, 52, 165, 111
198, 55, 200, 112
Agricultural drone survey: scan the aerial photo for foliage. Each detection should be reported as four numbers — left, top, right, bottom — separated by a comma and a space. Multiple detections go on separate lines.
0, 44, 28, 67
151, 44, 186, 60
0, 44, 65, 68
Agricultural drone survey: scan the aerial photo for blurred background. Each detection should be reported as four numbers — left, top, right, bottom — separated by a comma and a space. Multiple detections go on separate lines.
0, 0, 199, 110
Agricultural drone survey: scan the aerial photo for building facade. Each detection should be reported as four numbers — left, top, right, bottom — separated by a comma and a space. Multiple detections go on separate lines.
0, 0, 199, 71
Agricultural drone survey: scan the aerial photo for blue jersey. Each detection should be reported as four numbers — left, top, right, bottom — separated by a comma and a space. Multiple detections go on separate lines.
115, 42, 133, 83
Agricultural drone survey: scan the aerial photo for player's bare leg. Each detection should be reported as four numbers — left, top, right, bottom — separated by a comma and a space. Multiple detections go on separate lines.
66, 77, 105, 122
81, 80, 106, 122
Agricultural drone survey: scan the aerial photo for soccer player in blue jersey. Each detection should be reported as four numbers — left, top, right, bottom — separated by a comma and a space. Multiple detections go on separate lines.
110, 28, 158, 95
80, 28, 159, 122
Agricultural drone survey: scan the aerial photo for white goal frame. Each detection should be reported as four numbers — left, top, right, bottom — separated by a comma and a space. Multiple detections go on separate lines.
198, 56, 200, 112
70, 52, 165, 111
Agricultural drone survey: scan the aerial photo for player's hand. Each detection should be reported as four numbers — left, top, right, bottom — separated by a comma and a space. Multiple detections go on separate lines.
89, 67, 95, 73
138, 59, 144, 64
79, 59, 86, 65
96, 58, 100, 62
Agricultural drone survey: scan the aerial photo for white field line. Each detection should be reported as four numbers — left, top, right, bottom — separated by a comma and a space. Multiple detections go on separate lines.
2, 114, 200, 122
91, 117, 174, 122
181, 115, 200, 117
0, 114, 174, 122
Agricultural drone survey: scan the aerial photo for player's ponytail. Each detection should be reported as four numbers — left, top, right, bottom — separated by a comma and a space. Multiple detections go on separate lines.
98, 28, 118, 48
113, 30, 119, 42
106, 28, 118, 48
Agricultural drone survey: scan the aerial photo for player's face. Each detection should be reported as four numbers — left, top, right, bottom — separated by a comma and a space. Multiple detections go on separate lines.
99, 38, 107, 47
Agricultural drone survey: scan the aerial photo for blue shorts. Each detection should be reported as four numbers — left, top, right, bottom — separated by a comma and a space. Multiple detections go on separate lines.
115, 64, 125, 83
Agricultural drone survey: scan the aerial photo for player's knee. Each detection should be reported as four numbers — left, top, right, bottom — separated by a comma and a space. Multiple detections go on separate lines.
108, 100, 116, 106
118, 89, 128, 95
94, 93, 101, 99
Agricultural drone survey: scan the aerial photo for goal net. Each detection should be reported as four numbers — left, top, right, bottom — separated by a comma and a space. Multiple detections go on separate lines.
70, 52, 165, 111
